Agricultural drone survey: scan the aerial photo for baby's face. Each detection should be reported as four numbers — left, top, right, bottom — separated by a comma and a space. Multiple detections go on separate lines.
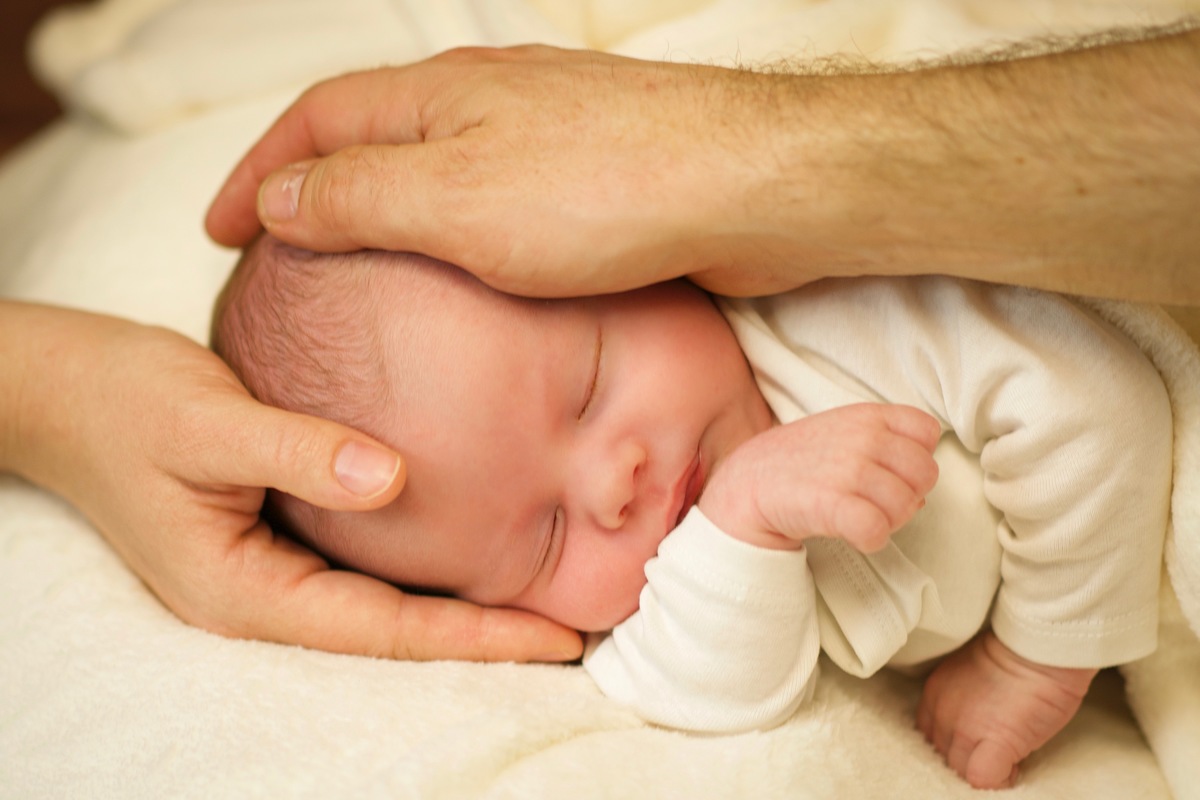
323, 277, 771, 632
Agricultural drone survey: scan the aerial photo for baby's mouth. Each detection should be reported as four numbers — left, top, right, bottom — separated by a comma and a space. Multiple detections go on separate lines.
673, 449, 706, 528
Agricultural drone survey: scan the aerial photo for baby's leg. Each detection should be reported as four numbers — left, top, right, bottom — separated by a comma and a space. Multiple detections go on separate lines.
914, 630, 1097, 789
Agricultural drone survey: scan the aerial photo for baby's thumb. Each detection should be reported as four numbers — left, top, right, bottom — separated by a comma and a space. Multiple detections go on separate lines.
192, 395, 406, 511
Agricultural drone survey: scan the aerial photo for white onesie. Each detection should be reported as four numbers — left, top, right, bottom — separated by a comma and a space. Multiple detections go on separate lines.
584, 276, 1173, 733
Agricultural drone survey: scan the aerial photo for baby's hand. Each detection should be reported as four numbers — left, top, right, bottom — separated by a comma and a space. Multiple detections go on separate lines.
698, 404, 940, 551
916, 631, 1098, 789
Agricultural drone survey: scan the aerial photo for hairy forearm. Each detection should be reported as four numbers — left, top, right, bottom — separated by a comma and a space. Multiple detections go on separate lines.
732, 20, 1200, 302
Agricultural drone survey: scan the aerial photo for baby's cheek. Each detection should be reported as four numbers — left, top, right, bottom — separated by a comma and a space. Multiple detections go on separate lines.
555, 554, 648, 633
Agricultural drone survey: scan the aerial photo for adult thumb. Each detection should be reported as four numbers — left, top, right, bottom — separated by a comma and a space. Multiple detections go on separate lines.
188, 393, 406, 512
255, 147, 432, 254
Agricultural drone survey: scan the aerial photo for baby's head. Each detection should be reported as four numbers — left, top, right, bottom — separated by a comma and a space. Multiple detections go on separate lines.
212, 236, 770, 631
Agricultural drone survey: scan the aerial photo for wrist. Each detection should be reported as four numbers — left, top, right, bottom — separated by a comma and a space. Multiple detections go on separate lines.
983, 631, 1098, 698
696, 493, 801, 552
0, 301, 57, 481
687, 66, 932, 296
740, 67, 987, 286
0, 302, 123, 499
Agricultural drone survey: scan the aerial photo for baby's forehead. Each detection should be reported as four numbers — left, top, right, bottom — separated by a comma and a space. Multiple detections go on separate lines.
374, 255, 555, 341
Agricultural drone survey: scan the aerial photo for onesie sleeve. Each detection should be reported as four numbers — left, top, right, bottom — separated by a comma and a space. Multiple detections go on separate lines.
722, 278, 1173, 669
945, 288, 1173, 667
583, 507, 819, 733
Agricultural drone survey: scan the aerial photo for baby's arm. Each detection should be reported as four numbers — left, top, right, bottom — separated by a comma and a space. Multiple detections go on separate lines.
584, 509, 818, 732
584, 404, 940, 732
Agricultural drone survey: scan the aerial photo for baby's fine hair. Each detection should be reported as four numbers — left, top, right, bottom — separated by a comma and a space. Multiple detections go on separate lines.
210, 235, 473, 548
212, 235, 393, 433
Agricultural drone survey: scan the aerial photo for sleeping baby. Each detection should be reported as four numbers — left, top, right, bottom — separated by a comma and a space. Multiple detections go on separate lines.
211, 235, 1172, 790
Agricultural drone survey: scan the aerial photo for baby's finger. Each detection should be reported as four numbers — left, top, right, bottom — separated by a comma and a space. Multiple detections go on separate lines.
793, 466, 922, 553
944, 732, 979, 781
828, 495, 892, 552
878, 404, 943, 452
850, 462, 928, 536
965, 738, 1021, 790
930, 715, 954, 761
872, 432, 940, 498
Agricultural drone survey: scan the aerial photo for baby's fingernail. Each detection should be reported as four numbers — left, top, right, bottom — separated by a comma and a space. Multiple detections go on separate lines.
334, 441, 401, 498
259, 163, 309, 222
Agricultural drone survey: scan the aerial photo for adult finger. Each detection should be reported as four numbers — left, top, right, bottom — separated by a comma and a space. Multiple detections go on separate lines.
254, 143, 462, 257
178, 389, 406, 511
278, 570, 583, 662
205, 67, 431, 247
221, 525, 583, 662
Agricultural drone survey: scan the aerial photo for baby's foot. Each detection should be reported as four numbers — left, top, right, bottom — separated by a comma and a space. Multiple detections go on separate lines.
915, 631, 1097, 789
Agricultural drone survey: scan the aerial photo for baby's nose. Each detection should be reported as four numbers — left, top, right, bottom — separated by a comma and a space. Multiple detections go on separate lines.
587, 440, 646, 530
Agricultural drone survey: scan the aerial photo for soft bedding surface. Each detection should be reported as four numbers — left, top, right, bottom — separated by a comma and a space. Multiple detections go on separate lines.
2, 1, 1199, 798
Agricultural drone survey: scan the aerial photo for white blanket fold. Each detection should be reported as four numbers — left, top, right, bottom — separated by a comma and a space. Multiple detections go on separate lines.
3, 1, 1198, 798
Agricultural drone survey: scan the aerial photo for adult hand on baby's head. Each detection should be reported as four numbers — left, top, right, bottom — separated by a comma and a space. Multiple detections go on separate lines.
206, 32, 1200, 306
204, 46, 803, 299
6, 303, 582, 663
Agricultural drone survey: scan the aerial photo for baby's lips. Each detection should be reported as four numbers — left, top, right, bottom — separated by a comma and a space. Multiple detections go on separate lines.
671, 448, 705, 529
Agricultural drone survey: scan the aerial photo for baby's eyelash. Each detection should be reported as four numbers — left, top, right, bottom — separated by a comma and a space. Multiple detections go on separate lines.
579, 330, 603, 420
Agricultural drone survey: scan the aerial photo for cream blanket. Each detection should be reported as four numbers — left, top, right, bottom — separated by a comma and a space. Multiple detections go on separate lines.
2, 1, 1197, 797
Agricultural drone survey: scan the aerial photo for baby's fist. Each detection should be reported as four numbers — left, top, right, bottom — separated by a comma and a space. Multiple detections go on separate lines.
699, 404, 940, 551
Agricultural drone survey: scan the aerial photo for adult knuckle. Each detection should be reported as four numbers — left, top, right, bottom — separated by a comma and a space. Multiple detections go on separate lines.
388, 597, 427, 661
456, 230, 516, 287
436, 45, 500, 64
295, 78, 330, 109
162, 395, 220, 468
504, 43, 558, 60
269, 423, 326, 471
309, 147, 377, 228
